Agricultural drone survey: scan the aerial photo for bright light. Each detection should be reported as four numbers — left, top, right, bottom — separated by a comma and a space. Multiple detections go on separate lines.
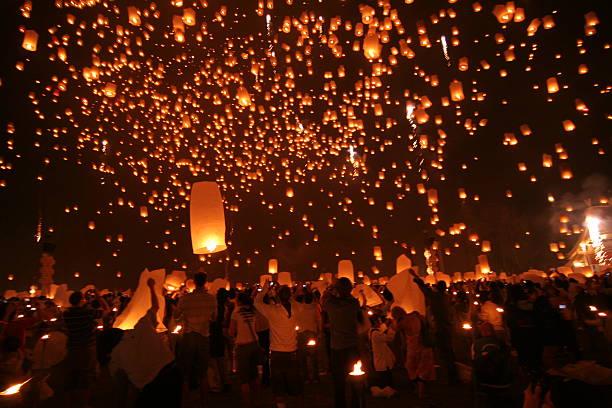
496, 308, 504, 313
349, 360, 365, 376
307, 339, 316, 346
462, 322, 472, 330
0, 378, 32, 396
41, 334, 50, 340
172, 325, 182, 334
205, 239, 217, 252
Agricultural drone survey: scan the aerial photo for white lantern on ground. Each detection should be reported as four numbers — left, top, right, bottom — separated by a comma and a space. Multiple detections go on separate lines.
113, 268, 166, 331
387, 270, 426, 315
190, 181, 227, 254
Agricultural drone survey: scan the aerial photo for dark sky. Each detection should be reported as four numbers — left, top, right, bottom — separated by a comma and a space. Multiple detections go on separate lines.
0, 0, 610, 291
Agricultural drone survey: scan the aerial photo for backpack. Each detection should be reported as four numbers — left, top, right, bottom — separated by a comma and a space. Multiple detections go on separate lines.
473, 340, 512, 388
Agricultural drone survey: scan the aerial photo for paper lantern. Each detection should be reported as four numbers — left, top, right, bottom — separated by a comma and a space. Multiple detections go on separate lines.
127, 6, 141, 26
481, 240, 491, 252
478, 254, 490, 274
32, 331, 67, 369
546, 77, 559, 93
562, 120, 575, 132
277, 272, 292, 286
164, 270, 186, 291
396, 254, 412, 274
427, 189, 438, 205
139, 206, 148, 218
338, 260, 354, 283
373, 246, 383, 261
103, 83, 117, 98
268, 258, 278, 274
22, 30, 38, 51
452, 272, 463, 282
183, 8, 196, 25
259, 274, 272, 286
190, 181, 227, 254
542, 154, 553, 167
449, 79, 464, 101
236, 86, 252, 107
387, 271, 426, 315
113, 268, 166, 331
363, 30, 381, 59
208, 278, 228, 295
351, 284, 381, 307
319, 273, 333, 284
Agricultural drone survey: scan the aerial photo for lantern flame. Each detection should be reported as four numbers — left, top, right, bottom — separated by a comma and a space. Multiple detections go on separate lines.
349, 360, 365, 376
0, 378, 32, 396
172, 325, 182, 334
307, 339, 316, 346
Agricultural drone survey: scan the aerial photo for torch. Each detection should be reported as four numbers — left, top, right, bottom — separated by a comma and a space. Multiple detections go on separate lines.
347, 360, 366, 408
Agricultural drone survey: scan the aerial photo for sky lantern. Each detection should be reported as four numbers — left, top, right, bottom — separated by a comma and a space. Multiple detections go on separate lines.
103, 83, 116, 98
427, 189, 438, 205
189, 181, 227, 254
236, 86, 251, 106
449, 79, 464, 101
22, 30, 38, 51
127, 6, 141, 26
373, 246, 382, 261
183, 8, 196, 26
337, 260, 354, 283
139, 206, 148, 218
363, 30, 382, 59
546, 77, 559, 93
268, 258, 278, 274
285, 187, 294, 198
562, 120, 575, 132
478, 254, 490, 274
481, 240, 491, 252
542, 154, 553, 167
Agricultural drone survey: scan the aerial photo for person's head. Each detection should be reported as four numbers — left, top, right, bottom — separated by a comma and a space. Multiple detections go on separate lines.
369, 314, 383, 328
193, 272, 207, 288
217, 288, 228, 304
304, 291, 314, 304
277, 285, 292, 304
479, 322, 495, 337
237, 292, 253, 307
336, 277, 353, 297
436, 280, 447, 292
69, 291, 85, 307
391, 306, 407, 321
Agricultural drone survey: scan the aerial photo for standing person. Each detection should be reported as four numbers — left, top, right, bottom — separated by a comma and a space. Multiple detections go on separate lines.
296, 289, 321, 383
409, 269, 458, 384
391, 306, 436, 400
322, 278, 362, 408
62, 289, 110, 408
209, 288, 230, 392
230, 292, 262, 408
255, 283, 303, 408
174, 272, 217, 407
369, 314, 396, 393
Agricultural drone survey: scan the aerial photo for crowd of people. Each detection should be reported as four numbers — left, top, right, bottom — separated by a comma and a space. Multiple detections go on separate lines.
1, 267, 611, 408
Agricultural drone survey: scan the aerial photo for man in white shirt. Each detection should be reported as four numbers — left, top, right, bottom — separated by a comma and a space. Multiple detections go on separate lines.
255, 283, 304, 408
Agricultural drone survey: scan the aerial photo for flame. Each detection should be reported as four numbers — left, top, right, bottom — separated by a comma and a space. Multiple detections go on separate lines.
172, 325, 182, 334
0, 378, 32, 396
307, 339, 316, 346
462, 322, 472, 330
349, 360, 365, 376
41, 334, 50, 340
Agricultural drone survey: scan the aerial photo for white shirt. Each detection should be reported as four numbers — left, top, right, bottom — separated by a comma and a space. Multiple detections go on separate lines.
370, 327, 396, 371
255, 289, 301, 352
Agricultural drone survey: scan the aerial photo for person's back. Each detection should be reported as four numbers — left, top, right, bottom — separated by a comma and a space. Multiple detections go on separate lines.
323, 290, 360, 350
177, 290, 217, 336
63, 304, 100, 350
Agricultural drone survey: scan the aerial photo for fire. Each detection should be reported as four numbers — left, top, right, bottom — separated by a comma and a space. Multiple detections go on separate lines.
0, 378, 32, 396
172, 325, 182, 334
307, 339, 316, 346
462, 322, 472, 330
349, 360, 365, 376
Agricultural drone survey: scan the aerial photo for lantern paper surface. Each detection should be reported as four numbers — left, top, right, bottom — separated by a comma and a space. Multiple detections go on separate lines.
165, 270, 186, 290
396, 254, 412, 274
387, 270, 426, 315
113, 268, 166, 331
351, 284, 382, 307
190, 181, 227, 254
278, 271, 292, 286
207, 278, 228, 295
268, 258, 278, 274
338, 260, 355, 283
259, 274, 272, 286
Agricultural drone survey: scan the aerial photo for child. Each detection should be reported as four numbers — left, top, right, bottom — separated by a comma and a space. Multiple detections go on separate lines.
369, 314, 396, 397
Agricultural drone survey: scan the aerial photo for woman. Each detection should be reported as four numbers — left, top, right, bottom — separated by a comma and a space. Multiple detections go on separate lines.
391, 306, 435, 399
229, 292, 261, 407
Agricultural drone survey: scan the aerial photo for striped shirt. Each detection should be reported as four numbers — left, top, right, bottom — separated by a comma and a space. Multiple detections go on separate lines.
232, 306, 258, 345
177, 290, 217, 337
62, 306, 103, 349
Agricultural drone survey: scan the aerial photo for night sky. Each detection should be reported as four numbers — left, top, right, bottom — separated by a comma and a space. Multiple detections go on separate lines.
0, 0, 610, 291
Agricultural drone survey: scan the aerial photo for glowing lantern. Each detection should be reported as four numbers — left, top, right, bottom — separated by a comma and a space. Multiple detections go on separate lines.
458, 57, 469, 71
127, 6, 141, 26
349, 360, 365, 376
414, 109, 429, 124
542, 15, 555, 29
87, 221, 95, 230
478, 254, 490, 274
183, 8, 196, 26
373, 246, 382, 261
449, 79, 464, 101
113, 268, 166, 331
277, 272, 292, 286
427, 189, 438, 205
559, 165, 573, 180
527, 18, 541, 36
396, 254, 412, 274
139, 206, 148, 218
584, 12, 599, 27
458, 188, 467, 199
578, 64, 588, 74
549, 243, 559, 252
338, 260, 354, 283
236, 86, 251, 106
546, 77, 559, 93
268, 258, 278, 274
165, 270, 186, 291
286, 187, 294, 198
542, 154, 553, 168
481, 240, 491, 252
189, 181, 227, 254
562, 120, 575, 132
103, 83, 117, 98
363, 31, 381, 59
492, 5, 512, 23
22, 30, 38, 51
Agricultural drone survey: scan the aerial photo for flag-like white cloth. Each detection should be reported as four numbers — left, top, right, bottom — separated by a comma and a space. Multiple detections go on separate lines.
387, 270, 425, 315
113, 268, 166, 331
